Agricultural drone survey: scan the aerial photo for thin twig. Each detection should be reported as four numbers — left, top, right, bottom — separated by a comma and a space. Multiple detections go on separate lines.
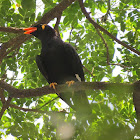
83, 66, 95, 78
109, 63, 129, 69
95, 28, 110, 64
101, 0, 110, 22
54, 13, 62, 37
9, 104, 70, 114
96, 28, 129, 68
69, 27, 74, 43
38, 96, 59, 109
94, 20, 129, 69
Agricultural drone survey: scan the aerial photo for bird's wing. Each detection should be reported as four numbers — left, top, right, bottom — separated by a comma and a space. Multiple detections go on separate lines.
36, 53, 76, 110
63, 43, 92, 116
36, 55, 49, 82
64, 43, 85, 82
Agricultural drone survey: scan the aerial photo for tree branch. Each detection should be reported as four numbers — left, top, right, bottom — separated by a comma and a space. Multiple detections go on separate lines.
0, 80, 133, 98
78, 0, 140, 56
0, 35, 31, 63
9, 104, 69, 115
0, 88, 5, 104
54, 13, 62, 37
0, 96, 12, 119
0, 79, 139, 120
37, 0, 76, 24
133, 81, 140, 119
0, 27, 23, 33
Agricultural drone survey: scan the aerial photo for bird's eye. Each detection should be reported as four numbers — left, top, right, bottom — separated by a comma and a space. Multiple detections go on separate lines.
41, 24, 47, 30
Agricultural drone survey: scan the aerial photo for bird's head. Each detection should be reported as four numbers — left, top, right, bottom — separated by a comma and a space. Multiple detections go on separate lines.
23, 24, 56, 40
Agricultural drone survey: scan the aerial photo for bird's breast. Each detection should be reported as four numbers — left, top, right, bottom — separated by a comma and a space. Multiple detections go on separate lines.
40, 46, 72, 83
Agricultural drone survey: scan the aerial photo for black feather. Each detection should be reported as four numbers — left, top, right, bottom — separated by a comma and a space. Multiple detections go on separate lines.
27, 24, 92, 118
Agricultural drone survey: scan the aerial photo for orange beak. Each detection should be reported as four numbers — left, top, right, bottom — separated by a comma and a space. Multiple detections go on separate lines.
23, 27, 37, 34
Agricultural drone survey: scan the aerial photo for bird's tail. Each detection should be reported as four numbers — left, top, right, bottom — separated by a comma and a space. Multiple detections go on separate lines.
59, 90, 93, 121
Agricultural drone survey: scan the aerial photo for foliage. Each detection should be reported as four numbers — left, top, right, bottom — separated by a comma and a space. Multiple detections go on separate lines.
0, 0, 139, 139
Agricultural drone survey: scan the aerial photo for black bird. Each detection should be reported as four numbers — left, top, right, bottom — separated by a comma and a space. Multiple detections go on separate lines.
23, 24, 92, 118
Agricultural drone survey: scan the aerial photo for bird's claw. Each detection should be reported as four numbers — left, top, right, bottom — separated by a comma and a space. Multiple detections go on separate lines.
50, 82, 57, 89
66, 80, 75, 87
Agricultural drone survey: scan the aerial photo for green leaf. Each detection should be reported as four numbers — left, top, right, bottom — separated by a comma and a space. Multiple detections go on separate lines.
1, 0, 11, 11
63, 16, 71, 26
121, 21, 126, 32
21, 0, 36, 10
18, 7, 25, 16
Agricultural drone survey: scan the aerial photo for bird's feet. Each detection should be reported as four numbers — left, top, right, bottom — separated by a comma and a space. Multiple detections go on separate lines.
66, 80, 75, 87
50, 82, 57, 89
